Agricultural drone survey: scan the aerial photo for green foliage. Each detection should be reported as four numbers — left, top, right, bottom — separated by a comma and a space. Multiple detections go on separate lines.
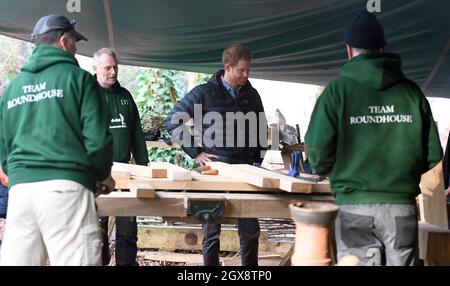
181, 154, 198, 170
147, 148, 198, 170
0, 35, 33, 94
193, 72, 211, 86
134, 68, 187, 119
133, 67, 201, 169
147, 148, 177, 164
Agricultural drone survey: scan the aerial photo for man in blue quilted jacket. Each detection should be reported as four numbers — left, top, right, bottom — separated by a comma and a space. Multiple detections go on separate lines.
166, 44, 267, 266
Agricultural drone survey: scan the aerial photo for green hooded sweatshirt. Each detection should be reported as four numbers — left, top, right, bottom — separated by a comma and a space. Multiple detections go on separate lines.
98, 81, 148, 165
0, 45, 113, 191
305, 53, 442, 205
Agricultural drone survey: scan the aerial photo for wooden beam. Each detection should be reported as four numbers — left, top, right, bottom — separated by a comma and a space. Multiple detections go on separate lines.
111, 164, 131, 180
113, 162, 167, 178
96, 191, 334, 218
162, 217, 237, 225
419, 161, 449, 228
261, 150, 290, 171
138, 251, 204, 265
235, 164, 312, 193
114, 172, 273, 192
419, 222, 450, 265
97, 192, 186, 217
150, 162, 192, 181
137, 251, 286, 266
137, 225, 293, 255
130, 182, 155, 199
311, 181, 332, 194
278, 244, 294, 266
207, 162, 280, 189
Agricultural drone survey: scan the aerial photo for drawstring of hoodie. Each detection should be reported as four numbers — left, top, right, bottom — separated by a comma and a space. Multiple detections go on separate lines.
104, 88, 120, 118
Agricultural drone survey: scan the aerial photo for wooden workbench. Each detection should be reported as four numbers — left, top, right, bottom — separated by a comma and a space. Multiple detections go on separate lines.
96, 191, 333, 218
99, 162, 332, 219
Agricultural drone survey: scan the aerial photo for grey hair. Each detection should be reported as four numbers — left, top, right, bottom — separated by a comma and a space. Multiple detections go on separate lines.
93, 47, 117, 63
352, 47, 383, 57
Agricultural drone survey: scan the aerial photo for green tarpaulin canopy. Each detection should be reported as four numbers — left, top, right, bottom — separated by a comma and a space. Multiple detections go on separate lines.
0, 0, 449, 97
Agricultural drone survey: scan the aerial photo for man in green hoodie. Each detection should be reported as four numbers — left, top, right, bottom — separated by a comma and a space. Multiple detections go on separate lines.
93, 48, 149, 266
305, 10, 442, 266
0, 15, 113, 265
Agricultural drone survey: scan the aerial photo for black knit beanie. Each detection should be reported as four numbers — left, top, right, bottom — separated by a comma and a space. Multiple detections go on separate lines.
344, 10, 386, 49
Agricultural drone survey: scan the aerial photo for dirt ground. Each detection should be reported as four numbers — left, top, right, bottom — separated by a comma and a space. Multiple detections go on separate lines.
0, 219, 285, 266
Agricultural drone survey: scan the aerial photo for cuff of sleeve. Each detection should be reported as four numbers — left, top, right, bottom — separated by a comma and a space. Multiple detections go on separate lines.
182, 147, 202, 159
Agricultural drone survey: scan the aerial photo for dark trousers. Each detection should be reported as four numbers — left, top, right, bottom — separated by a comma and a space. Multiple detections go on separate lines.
0, 184, 8, 218
100, 216, 138, 266
202, 218, 260, 266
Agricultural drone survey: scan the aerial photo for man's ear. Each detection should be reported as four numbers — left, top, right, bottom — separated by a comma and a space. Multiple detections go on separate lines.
58, 34, 68, 50
59, 34, 74, 53
92, 65, 97, 73
224, 63, 232, 73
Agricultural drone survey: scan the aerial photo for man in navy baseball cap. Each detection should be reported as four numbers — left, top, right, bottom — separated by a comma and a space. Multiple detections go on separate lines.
305, 9, 442, 266
344, 10, 386, 49
31, 14, 87, 42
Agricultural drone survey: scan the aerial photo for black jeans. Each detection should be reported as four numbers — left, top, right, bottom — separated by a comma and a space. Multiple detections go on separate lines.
202, 218, 260, 266
100, 216, 138, 266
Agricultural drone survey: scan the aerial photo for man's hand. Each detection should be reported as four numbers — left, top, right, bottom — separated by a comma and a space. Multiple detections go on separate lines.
0, 171, 7, 187
445, 186, 450, 199
195, 152, 219, 167
95, 175, 116, 197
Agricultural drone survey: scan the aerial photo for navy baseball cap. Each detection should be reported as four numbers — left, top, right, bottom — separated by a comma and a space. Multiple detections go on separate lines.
344, 10, 386, 49
31, 14, 88, 42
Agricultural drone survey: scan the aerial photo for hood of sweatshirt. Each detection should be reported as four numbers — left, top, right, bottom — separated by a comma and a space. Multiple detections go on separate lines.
340, 52, 404, 90
21, 45, 79, 73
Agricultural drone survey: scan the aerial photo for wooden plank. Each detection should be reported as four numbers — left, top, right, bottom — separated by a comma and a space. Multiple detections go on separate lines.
111, 164, 131, 180
280, 143, 305, 153
278, 244, 294, 266
221, 254, 283, 266
137, 225, 292, 255
207, 162, 280, 189
419, 161, 449, 228
425, 232, 450, 266
113, 162, 167, 178
96, 191, 334, 218
97, 192, 186, 217
162, 217, 237, 225
261, 150, 290, 171
138, 251, 285, 266
130, 182, 155, 199
235, 164, 311, 193
114, 172, 271, 192
150, 162, 192, 181
419, 222, 450, 265
138, 251, 203, 265
138, 225, 240, 252
311, 181, 332, 194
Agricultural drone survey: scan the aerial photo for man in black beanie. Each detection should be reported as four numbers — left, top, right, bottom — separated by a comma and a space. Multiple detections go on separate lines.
305, 10, 442, 266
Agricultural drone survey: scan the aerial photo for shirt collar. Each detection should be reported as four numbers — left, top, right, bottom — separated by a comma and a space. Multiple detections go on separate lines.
221, 75, 240, 98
